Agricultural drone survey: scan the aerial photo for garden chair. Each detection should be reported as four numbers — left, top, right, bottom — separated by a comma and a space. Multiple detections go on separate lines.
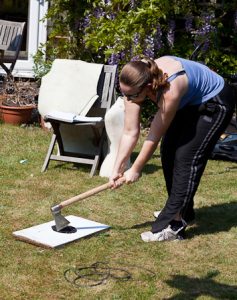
38, 59, 117, 177
0, 19, 26, 76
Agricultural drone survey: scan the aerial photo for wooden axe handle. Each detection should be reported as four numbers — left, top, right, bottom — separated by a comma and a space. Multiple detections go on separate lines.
59, 177, 125, 209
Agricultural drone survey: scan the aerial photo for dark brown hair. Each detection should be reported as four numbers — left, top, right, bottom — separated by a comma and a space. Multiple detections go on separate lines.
119, 57, 169, 91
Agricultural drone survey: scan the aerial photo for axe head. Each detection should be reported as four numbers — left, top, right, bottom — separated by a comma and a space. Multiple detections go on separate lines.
51, 205, 70, 232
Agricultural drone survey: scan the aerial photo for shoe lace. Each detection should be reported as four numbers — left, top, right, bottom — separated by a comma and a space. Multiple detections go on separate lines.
154, 220, 187, 241
162, 224, 186, 240
159, 226, 176, 240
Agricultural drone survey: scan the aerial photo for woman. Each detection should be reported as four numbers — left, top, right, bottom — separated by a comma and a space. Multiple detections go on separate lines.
110, 56, 235, 242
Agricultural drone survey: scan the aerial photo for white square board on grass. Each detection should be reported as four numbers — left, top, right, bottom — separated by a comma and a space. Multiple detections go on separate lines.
12, 215, 110, 248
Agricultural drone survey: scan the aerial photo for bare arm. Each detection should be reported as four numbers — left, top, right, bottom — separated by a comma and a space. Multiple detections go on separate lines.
111, 98, 141, 179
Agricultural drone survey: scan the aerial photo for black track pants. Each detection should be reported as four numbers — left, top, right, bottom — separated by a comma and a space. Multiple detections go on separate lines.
152, 83, 235, 233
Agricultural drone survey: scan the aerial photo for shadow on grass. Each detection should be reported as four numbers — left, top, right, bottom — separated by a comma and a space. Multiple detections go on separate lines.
142, 163, 162, 175
131, 151, 161, 175
52, 163, 92, 173
130, 221, 154, 230
186, 201, 237, 238
120, 202, 237, 236
47, 150, 162, 175
164, 270, 237, 299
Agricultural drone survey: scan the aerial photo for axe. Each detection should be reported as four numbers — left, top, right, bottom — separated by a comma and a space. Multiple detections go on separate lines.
51, 178, 125, 232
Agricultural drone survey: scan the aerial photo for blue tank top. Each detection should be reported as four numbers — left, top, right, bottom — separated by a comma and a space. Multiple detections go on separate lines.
166, 56, 225, 109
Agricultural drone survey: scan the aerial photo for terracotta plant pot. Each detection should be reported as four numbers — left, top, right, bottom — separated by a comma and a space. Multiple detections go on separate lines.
40, 115, 51, 131
0, 104, 35, 125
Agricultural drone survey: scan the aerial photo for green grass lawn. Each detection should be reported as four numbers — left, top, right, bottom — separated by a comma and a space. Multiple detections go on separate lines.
0, 123, 237, 300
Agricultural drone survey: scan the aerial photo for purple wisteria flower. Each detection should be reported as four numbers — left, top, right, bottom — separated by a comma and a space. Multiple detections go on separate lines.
143, 35, 155, 58
120, 50, 126, 61
107, 49, 122, 90
130, 0, 135, 9
78, 14, 90, 31
131, 55, 140, 61
130, 32, 140, 58
134, 33, 140, 46
106, 12, 116, 20
194, 12, 216, 51
167, 20, 175, 48
154, 24, 163, 51
104, 0, 116, 19
93, 7, 105, 18
107, 51, 121, 65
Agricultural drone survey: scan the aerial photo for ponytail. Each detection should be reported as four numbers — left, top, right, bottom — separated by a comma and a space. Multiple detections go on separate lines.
119, 57, 169, 92
142, 57, 169, 90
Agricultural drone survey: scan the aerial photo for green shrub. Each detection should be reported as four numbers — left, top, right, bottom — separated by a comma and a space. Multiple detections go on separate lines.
34, 0, 237, 125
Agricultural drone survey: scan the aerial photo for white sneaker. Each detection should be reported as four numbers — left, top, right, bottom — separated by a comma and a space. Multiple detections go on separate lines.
141, 220, 187, 242
153, 210, 161, 218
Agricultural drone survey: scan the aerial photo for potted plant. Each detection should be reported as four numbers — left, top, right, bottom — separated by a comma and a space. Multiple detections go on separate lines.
0, 76, 39, 125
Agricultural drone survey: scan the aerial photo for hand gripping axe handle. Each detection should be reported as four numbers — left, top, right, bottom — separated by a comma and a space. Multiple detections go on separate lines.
51, 177, 125, 232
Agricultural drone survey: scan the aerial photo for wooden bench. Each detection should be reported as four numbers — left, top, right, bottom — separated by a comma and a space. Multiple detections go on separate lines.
0, 19, 26, 76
